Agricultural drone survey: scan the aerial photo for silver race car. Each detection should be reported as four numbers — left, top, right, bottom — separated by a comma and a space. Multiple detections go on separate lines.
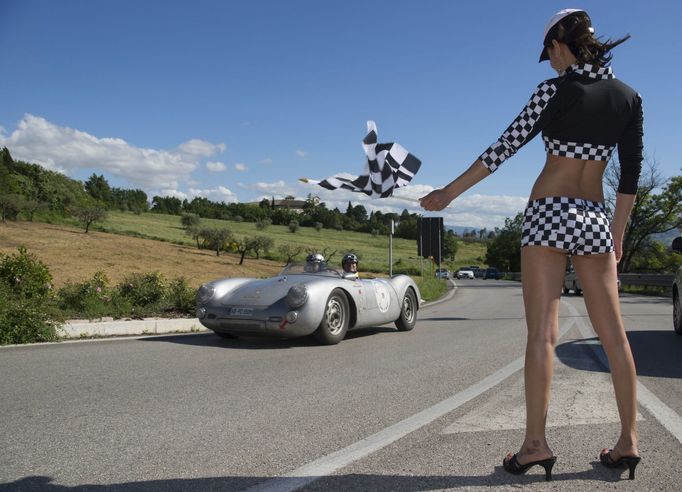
196, 263, 420, 344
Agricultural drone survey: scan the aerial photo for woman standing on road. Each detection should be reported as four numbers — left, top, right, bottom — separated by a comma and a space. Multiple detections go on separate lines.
420, 9, 643, 481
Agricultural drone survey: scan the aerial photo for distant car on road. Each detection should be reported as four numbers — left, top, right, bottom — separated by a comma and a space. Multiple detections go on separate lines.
672, 237, 682, 335
563, 268, 582, 295
435, 268, 450, 279
563, 263, 621, 296
456, 269, 475, 279
473, 267, 485, 278
483, 267, 501, 280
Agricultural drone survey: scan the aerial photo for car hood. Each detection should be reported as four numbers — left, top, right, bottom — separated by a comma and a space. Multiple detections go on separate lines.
222, 274, 326, 306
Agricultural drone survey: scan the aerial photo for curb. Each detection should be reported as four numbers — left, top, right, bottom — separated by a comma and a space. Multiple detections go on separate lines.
421, 277, 458, 308
58, 318, 207, 339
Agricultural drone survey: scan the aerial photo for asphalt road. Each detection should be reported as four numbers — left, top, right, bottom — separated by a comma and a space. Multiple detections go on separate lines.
1, 278, 681, 491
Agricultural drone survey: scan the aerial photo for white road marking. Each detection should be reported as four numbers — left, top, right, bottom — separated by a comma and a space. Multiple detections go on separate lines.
564, 300, 682, 444
241, 315, 575, 492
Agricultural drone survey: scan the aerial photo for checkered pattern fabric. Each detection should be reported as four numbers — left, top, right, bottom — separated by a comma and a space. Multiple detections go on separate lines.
521, 196, 614, 255
318, 121, 421, 198
543, 137, 614, 161
566, 63, 614, 80
479, 81, 559, 172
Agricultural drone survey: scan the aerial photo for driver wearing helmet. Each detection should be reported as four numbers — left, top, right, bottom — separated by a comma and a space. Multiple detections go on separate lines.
304, 253, 326, 273
341, 253, 359, 280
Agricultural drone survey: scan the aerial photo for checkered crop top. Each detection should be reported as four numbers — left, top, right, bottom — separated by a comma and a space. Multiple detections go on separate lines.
478, 63, 644, 194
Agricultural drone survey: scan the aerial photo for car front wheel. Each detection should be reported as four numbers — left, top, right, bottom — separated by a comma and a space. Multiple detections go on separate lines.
674, 290, 682, 335
395, 288, 417, 332
314, 288, 349, 345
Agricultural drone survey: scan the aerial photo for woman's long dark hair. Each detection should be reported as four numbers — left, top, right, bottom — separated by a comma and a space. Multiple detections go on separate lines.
549, 12, 630, 66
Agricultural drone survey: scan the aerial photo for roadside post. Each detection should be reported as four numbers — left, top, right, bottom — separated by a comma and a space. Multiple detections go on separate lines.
389, 219, 394, 277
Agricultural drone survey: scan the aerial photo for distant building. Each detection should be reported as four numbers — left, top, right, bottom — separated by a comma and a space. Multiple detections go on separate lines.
247, 198, 307, 214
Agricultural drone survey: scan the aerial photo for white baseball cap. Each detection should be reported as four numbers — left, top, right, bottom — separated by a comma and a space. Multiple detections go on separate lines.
539, 8, 591, 62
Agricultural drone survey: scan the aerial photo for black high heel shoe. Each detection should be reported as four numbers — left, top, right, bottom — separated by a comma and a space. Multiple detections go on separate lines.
599, 449, 641, 480
503, 453, 557, 481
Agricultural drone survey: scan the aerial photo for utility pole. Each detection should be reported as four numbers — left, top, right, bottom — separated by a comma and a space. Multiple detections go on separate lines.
389, 219, 394, 277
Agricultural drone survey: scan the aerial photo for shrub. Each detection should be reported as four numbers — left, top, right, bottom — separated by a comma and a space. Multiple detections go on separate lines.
255, 218, 272, 230
56, 271, 132, 320
0, 247, 59, 344
314, 222, 323, 232
288, 220, 299, 233
165, 277, 195, 314
180, 213, 201, 229
117, 272, 166, 308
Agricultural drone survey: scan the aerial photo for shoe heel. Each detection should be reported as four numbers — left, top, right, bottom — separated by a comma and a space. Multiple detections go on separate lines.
540, 458, 556, 482
623, 457, 641, 480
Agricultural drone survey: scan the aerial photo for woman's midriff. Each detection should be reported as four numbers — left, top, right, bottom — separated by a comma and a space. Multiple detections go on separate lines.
528, 154, 608, 202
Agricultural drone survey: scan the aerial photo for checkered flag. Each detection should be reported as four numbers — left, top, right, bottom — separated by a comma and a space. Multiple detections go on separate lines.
315, 121, 421, 198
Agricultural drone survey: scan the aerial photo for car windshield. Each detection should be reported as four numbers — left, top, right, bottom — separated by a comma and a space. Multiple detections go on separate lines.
279, 263, 343, 277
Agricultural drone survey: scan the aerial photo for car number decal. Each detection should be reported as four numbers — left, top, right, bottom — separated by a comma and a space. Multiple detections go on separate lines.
373, 282, 390, 313
226, 307, 254, 316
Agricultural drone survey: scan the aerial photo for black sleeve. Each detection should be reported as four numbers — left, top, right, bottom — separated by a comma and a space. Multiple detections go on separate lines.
479, 80, 562, 173
616, 94, 644, 195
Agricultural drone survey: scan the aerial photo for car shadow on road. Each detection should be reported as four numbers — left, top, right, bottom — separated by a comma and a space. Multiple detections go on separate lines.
0, 466, 629, 491
140, 326, 401, 350
556, 330, 682, 379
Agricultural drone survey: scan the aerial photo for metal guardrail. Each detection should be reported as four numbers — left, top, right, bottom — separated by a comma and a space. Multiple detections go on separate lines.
503, 272, 674, 288
618, 273, 675, 287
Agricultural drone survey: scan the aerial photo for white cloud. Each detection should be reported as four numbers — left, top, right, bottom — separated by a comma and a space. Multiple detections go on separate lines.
296, 149, 307, 158
177, 139, 226, 157
239, 180, 298, 198
259, 157, 273, 165
206, 161, 227, 172
234, 163, 248, 172
0, 114, 229, 190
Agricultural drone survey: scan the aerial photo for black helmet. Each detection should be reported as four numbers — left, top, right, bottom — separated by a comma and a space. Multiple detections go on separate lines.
306, 253, 325, 263
342, 253, 358, 265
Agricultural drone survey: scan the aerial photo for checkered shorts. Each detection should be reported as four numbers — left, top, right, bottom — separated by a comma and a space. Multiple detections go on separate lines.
521, 197, 614, 255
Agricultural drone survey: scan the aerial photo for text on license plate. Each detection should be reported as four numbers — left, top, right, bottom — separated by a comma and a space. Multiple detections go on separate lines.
227, 307, 253, 316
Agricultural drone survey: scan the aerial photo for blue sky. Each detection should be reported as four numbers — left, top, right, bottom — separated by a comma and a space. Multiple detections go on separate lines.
1, 0, 680, 229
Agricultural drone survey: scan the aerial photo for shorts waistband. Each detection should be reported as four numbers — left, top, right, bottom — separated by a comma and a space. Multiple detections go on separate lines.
526, 196, 606, 211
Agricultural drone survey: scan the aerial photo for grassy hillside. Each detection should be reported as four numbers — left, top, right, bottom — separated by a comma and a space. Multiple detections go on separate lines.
1, 212, 488, 289
93, 211, 489, 274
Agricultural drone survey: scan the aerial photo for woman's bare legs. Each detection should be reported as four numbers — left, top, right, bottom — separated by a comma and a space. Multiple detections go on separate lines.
512, 245, 567, 464
572, 253, 639, 459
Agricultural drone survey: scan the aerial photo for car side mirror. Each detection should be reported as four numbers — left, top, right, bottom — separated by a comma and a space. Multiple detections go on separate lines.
673, 237, 682, 253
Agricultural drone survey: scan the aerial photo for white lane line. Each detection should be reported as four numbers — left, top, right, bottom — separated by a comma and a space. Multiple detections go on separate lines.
242, 315, 576, 492
563, 300, 682, 444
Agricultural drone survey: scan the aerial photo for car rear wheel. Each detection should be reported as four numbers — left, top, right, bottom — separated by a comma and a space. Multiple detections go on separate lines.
573, 282, 582, 296
674, 290, 682, 335
314, 288, 349, 345
395, 288, 417, 332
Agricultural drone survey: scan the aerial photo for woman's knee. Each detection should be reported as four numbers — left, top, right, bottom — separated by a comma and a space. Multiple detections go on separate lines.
527, 326, 559, 346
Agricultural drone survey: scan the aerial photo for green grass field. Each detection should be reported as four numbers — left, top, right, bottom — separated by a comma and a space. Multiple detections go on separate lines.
92, 211, 489, 275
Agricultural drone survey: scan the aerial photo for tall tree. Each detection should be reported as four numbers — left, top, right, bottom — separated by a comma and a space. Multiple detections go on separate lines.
84, 174, 112, 204
485, 213, 524, 272
606, 159, 682, 272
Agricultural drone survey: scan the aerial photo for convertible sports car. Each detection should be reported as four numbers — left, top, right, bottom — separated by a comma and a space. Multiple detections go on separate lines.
196, 263, 420, 344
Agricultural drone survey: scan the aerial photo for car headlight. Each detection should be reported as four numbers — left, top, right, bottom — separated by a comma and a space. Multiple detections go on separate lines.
196, 284, 215, 304
286, 284, 308, 308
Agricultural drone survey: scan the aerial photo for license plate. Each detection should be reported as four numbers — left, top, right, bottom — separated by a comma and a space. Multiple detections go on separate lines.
226, 307, 253, 316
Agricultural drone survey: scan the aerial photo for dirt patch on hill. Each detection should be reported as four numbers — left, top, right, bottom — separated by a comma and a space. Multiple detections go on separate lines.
0, 221, 283, 288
